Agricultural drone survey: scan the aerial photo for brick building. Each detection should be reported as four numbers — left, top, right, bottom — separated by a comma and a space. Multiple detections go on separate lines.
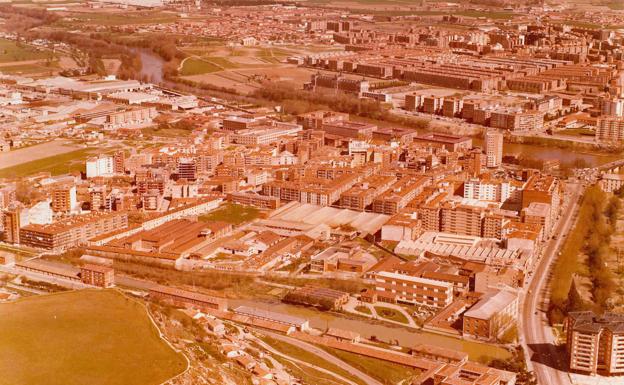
80, 264, 115, 287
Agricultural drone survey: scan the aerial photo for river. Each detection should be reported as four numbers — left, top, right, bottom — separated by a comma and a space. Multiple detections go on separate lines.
473, 138, 621, 168
135, 49, 164, 84
131, 50, 619, 168
231, 298, 511, 362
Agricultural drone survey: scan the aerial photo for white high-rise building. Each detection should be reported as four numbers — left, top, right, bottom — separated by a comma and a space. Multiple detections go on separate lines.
484, 130, 503, 168
86, 156, 114, 178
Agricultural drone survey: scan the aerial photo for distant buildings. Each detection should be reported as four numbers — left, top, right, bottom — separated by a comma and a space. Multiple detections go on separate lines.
305, 73, 369, 97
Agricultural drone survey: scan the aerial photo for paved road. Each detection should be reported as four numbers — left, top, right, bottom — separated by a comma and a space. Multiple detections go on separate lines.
520, 182, 583, 385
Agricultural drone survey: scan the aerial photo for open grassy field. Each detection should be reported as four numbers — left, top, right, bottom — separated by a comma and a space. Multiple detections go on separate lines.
61, 10, 179, 26
0, 289, 186, 385
0, 39, 52, 63
179, 58, 222, 76
0, 148, 93, 179
199, 203, 261, 225
259, 335, 366, 385
323, 346, 419, 384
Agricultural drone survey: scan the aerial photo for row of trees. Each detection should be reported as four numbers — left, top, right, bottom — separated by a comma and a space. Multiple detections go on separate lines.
548, 186, 620, 324
29, 31, 143, 79
252, 82, 430, 129
0, 5, 59, 32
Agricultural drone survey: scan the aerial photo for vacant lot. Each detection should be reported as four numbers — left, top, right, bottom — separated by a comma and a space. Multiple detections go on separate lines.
0, 289, 186, 385
0, 140, 82, 171
0, 147, 93, 179
199, 203, 261, 225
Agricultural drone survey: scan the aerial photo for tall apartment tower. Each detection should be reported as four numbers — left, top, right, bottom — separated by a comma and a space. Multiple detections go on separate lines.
113, 151, 125, 174
177, 158, 197, 181
484, 130, 503, 168
1, 206, 22, 244
565, 311, 624, 376
51, 185, 77, 213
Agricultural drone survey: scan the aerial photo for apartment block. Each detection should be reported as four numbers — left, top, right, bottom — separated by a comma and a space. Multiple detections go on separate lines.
80, 264, 115, 287
565, 311, 624, 376
597, 116, 624, 143
484, 130, 503, 168
372, 270, 454, 309
522, 174, 561, 228
19, 212, 128, 251
339, 175, 396, 211
440, 203, 485, 237
372, 177, 429, 215
296, 110, 349, 130
86, 155, 114, 178
51, 185, 77, 213
463, 178, 511, 203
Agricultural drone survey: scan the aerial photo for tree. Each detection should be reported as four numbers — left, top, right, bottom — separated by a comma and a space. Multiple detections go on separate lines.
565, 279, 585, 313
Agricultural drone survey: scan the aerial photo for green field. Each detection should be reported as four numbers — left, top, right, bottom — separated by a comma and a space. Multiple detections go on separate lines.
260, 335, 366, 385
374, 306, 409, 324
67, 11, 179, 26
199, 203, 261, 225
0, 39, 52, 63
180, 58, 222, 75
323, 347, 418, 384
0, 148, 93, 179
0, 289, 187, 385
0, 63, 58, 75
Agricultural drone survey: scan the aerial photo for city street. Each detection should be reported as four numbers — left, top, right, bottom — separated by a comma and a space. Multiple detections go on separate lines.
520, 182, 584, 385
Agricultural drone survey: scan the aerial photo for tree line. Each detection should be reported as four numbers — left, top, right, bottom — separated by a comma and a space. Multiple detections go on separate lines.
548, 185, 620, 324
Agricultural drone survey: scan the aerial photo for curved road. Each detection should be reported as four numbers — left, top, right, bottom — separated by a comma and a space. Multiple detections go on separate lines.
256, 330, 383, 385
520, 182, 583, 385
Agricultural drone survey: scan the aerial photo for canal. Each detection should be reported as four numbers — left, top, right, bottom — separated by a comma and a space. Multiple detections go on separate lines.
231, 298, 512, 362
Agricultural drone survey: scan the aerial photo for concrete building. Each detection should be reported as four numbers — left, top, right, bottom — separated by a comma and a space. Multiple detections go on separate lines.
597, 116, 624, 143
484, 130, 503, 168
19, 212, 128, 251
565, 311, 624, 376
86, 155, 114, 178
600, 173, 624, 193
52, 185, 77, 213
462, 288, 518, 341
80, 264, 114, 287
372, 270, 454, 309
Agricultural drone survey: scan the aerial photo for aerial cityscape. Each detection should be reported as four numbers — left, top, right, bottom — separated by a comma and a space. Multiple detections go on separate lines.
2, 0, 624, 384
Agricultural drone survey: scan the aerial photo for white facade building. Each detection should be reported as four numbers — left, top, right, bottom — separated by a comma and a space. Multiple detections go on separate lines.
86, 156, 114, 178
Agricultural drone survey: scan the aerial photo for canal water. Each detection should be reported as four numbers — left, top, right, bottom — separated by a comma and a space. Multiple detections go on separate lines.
231, 298, 511, 362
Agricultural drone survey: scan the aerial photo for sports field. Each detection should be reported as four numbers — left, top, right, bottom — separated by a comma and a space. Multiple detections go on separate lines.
0, 289, 187, 385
